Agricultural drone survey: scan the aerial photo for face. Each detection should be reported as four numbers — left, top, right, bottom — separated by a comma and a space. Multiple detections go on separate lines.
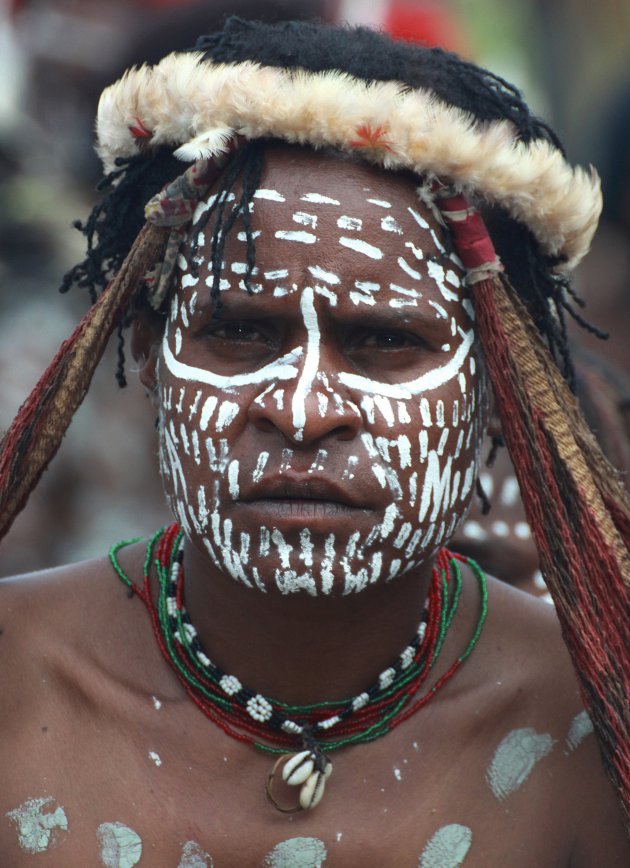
153, 145, 489, 596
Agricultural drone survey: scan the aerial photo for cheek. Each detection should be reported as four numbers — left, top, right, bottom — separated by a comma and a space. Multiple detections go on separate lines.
357, 356, 487, 548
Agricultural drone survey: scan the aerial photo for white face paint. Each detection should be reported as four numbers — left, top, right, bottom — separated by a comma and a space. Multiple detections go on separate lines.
156, 147, 488, 597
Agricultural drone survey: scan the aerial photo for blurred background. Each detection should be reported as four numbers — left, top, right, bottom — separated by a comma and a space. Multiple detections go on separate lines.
1, 0, 628, 590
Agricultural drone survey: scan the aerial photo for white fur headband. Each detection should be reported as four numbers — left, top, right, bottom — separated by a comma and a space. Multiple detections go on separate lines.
96, 51, 602, 273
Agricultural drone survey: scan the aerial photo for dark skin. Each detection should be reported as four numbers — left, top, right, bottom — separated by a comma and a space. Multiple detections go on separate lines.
0, 147, 628, 866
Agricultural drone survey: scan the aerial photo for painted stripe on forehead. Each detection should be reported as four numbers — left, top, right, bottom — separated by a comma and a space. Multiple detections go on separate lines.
275, 230, 318, 244
254, 189, 286, 201
338, 328, 475, 398
339, 237, 383, 259
301, 193, 340, 205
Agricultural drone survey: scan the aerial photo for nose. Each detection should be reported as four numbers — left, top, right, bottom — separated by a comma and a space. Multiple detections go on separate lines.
248, 370, 362, 444
247, 287, 362, 445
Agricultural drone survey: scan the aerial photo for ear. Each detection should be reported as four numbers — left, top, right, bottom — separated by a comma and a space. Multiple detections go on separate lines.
130, 311, 163, 399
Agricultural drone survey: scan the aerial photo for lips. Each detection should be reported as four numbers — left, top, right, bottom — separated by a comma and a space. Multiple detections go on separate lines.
241, 476, 369, 510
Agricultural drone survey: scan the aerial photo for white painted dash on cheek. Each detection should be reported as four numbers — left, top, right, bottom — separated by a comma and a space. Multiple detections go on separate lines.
436, 400, 445, 427
398, 434, 412, 468
420, 398, 432, 427
374, 395, 395, 426
216, 401, 239, 431
337, 215, 363, 231
381, 216, 403, 234
275, 230, 317, 244
181, 273, 200, 289
397, 401, 411, 424
265, 269, 289, 280
199, 396, 218, 431
419, 431, 429, 461
301, 192, 340, 205
367, 197, 391, 208
253, 452, 269, 483
308, 265, 340, 285
175, 328, 182, 355
339, 237, 383, 259
379, 504, 399, 540
228, 460, 240, 500
437, 428, 450, 457
293, 211, 318, 228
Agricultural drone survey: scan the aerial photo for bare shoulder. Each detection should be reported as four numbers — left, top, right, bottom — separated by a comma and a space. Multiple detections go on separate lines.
0, 542, 171, 746
471, 573, 630, 862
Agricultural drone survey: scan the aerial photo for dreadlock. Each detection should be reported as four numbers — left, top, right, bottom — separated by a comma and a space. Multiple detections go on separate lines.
63, 16, 596, 388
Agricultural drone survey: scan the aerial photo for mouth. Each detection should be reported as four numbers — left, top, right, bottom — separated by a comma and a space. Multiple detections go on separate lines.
241, 474, 369, 510
239, 477, 372, 518
240, 499, 362, 519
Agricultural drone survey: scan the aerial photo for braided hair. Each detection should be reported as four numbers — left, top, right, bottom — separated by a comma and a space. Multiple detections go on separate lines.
62, 16, 601, 386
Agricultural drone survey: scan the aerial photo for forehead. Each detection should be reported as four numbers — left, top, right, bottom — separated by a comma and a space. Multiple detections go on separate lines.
183, 144, 468, 315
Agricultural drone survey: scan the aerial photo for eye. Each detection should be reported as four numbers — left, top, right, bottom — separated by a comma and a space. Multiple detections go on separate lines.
205, 320, 267, 343
352, 328, 425, 351
361, 330, 421, 349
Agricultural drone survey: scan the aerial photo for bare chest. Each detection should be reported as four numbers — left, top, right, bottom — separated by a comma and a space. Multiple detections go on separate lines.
0, 697, 577, 867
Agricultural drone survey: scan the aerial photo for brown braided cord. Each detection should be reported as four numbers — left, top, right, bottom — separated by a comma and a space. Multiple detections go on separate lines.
0, 223, 169, 542
474, 270, 630, 827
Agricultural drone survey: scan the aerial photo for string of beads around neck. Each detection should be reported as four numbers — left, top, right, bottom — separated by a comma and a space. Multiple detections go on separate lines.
110, 524, 488, 812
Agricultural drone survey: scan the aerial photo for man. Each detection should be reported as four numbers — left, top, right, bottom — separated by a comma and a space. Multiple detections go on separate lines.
1, 18, 629, 866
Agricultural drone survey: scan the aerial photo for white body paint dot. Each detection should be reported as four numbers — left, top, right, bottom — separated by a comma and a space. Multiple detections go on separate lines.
263, 836, 328, 867
149, 751, 162, 767
566, 710, 594, 752
97, 822, 143, 868
419, 824, 472, 868
486, 727, 555, 800
178, 840, 214, 867
6, 796, 68, 854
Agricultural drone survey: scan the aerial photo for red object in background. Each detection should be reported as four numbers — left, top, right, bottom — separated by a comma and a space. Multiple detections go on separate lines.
383, 0, 468, 53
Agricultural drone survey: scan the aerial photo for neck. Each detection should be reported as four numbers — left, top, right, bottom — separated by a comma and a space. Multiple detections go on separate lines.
181, 538, 435, 706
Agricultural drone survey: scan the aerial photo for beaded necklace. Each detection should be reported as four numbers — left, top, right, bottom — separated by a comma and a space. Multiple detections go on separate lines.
110, 523, 488, 811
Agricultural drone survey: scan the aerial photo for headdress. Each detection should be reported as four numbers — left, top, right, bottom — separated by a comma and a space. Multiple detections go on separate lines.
1, 20, 628, 824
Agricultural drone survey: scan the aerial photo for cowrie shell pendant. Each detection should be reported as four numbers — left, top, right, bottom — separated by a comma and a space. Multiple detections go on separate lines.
267, 751, 333, 812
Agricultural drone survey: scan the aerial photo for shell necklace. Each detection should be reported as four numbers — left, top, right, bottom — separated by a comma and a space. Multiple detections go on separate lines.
110, 523, 488, 812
